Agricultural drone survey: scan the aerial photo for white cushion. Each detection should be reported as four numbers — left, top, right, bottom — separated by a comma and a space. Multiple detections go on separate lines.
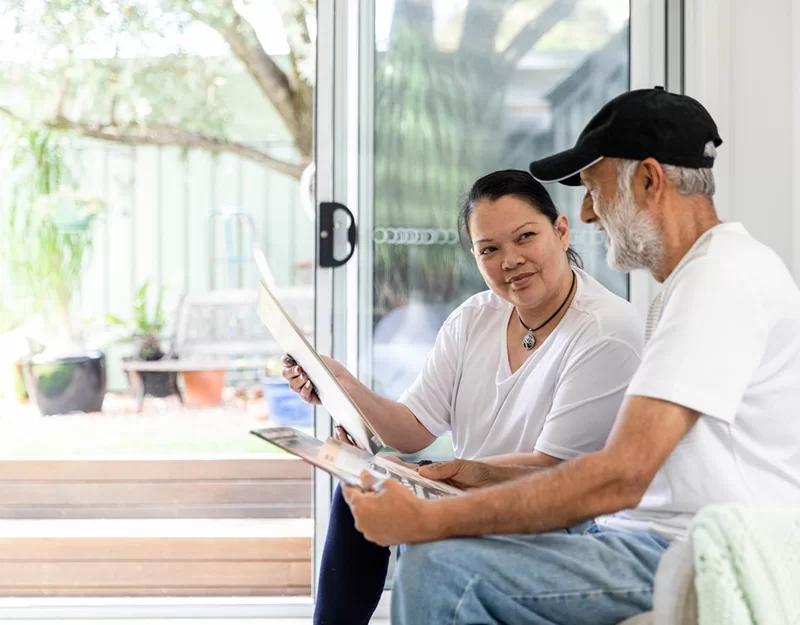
617, 612, 654, 625
653, 539, 698, 625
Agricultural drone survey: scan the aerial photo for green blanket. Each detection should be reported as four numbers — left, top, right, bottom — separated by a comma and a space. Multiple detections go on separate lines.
691, 504, 800, 625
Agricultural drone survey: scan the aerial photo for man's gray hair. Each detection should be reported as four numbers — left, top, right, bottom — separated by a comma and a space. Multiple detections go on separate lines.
617, 141, 717, 199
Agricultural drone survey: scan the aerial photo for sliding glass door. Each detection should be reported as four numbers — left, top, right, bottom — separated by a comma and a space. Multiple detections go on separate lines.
316, 0, 667, 617
357, 0, 639, 407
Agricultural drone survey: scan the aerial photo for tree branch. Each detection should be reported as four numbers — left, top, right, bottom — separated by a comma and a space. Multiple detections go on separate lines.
391, 0, 434, 46
501, 0, 578, 66
55, 73, 71, 120
0, 105, 24, 124
273, 0, 313, 94
44, 115, 306, 179
216, 14, 312, 158
460, 0, 514, 57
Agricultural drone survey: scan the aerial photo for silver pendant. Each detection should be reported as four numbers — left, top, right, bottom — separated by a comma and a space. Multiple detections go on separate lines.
523, 332, 536, 350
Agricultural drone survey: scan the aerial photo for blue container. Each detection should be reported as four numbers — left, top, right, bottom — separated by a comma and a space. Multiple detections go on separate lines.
262, 377, 314, 426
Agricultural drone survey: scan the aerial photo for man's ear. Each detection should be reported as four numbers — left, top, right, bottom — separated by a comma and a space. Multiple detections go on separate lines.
636, 158, 666, 208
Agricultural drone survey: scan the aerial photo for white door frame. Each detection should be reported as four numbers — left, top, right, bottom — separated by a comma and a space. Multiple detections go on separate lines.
629, 0, 667, 316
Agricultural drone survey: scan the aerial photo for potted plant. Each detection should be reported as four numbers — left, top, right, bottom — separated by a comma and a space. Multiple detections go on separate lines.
2, 126, 107, 415
0, 305, 29, 403
105, 280, 177, 399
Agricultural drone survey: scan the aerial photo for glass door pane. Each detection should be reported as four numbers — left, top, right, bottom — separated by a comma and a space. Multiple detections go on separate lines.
362, 0, 632, 411
0, 0, 317, 611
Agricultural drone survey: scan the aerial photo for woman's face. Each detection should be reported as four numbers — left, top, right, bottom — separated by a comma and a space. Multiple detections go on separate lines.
469, 195, 570, 311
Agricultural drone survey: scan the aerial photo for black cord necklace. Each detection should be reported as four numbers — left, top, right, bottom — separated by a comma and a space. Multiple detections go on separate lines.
517, 270, 576, 351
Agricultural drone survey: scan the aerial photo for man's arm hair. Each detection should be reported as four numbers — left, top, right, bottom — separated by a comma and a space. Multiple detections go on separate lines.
422, 396, 700, 539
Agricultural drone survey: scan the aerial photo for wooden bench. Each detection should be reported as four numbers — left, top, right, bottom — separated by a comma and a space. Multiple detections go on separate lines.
123, 286, 313, 412
0, 457, 313, 597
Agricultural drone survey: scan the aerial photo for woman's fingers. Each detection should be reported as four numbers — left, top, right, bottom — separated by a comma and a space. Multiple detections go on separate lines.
334, 426, 359, 447
286, 368, 305, 390
334, 426, 350, 444
334, 426, 351, 445
281, 364, 314, 399
278, 355, 320, 404
282, 364, 303, 380
299, 378, 315, 401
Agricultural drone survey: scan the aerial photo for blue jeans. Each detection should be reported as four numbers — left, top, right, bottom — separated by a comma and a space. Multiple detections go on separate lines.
392, 523, 669, 625
314, 484, 599, 624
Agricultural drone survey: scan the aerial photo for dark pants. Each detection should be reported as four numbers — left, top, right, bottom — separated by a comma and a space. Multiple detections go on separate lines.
313, 484, 391, 625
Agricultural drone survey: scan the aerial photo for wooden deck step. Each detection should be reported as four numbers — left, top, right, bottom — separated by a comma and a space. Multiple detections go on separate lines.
0, 519, 313, 597
0, 458, 313, 519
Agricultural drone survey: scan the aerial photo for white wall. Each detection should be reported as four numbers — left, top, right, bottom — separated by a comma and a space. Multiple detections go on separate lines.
685, 0, 800, 279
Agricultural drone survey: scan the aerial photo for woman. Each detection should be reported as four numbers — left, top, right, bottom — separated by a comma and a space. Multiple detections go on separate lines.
283, 170, 643, 625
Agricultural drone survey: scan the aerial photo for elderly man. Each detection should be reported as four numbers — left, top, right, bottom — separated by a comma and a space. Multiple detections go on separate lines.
342, 86, 800, 625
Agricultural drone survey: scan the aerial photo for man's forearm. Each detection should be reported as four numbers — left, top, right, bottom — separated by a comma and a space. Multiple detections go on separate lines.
420, 450, 641, 540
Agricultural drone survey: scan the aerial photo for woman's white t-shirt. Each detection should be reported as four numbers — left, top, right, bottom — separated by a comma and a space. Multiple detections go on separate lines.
398, 269, 644, 460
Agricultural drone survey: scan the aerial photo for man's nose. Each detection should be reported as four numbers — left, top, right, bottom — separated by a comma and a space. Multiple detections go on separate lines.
580, 192, 598, 224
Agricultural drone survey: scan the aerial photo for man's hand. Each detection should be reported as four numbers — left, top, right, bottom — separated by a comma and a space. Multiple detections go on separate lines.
342, 472, 436, 546
418, 459, 516, 490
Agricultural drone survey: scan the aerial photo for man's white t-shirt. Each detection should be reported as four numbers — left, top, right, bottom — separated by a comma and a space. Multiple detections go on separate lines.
399, 269, 643, 460
598, 223, 800, 541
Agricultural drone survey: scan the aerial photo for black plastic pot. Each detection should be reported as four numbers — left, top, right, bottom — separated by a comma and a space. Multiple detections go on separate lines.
25, 351, 106, 415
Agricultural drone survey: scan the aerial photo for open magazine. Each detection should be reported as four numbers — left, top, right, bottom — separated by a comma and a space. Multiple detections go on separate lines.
256, 281, 383, 454
251, 427, 463, 500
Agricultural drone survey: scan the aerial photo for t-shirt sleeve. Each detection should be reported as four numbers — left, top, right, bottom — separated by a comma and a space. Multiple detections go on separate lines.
625, 257, 768, 423
397, 312, 463, 437
534, 337, 641, 460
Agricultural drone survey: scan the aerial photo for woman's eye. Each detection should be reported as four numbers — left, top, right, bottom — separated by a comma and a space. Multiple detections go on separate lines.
519, 232, 535, 241
479, 247, 496, 255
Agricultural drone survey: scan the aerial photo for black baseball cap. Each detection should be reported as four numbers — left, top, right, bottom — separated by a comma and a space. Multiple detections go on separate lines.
529, 86, 723, 186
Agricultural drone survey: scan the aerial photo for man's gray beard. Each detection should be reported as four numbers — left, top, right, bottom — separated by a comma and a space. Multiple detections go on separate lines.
597, 184, 665, 274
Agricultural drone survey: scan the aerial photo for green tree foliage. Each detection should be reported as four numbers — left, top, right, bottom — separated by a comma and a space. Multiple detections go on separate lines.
0, 0, 313, 177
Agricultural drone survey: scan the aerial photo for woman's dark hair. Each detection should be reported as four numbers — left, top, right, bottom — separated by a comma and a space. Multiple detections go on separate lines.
457, 169, 583, 268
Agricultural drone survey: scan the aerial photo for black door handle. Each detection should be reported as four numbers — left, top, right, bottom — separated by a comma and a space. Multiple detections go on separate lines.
318, 201, 357, 268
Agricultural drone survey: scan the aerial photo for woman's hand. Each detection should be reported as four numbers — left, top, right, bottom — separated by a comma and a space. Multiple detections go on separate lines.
334, 425, 367, 450
418, 459, 510, 490
281, 354, 354, 404
281, 355, 321, 404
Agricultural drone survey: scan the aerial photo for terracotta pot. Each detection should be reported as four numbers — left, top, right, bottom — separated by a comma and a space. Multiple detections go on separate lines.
181, 370, 225, 407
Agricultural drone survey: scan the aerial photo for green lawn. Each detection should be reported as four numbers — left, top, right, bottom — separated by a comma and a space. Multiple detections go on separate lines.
0, 395, 284, 457
0, 394, 454, 459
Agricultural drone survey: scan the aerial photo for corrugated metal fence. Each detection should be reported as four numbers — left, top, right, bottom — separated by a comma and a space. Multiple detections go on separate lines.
2, 138, 313, 390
